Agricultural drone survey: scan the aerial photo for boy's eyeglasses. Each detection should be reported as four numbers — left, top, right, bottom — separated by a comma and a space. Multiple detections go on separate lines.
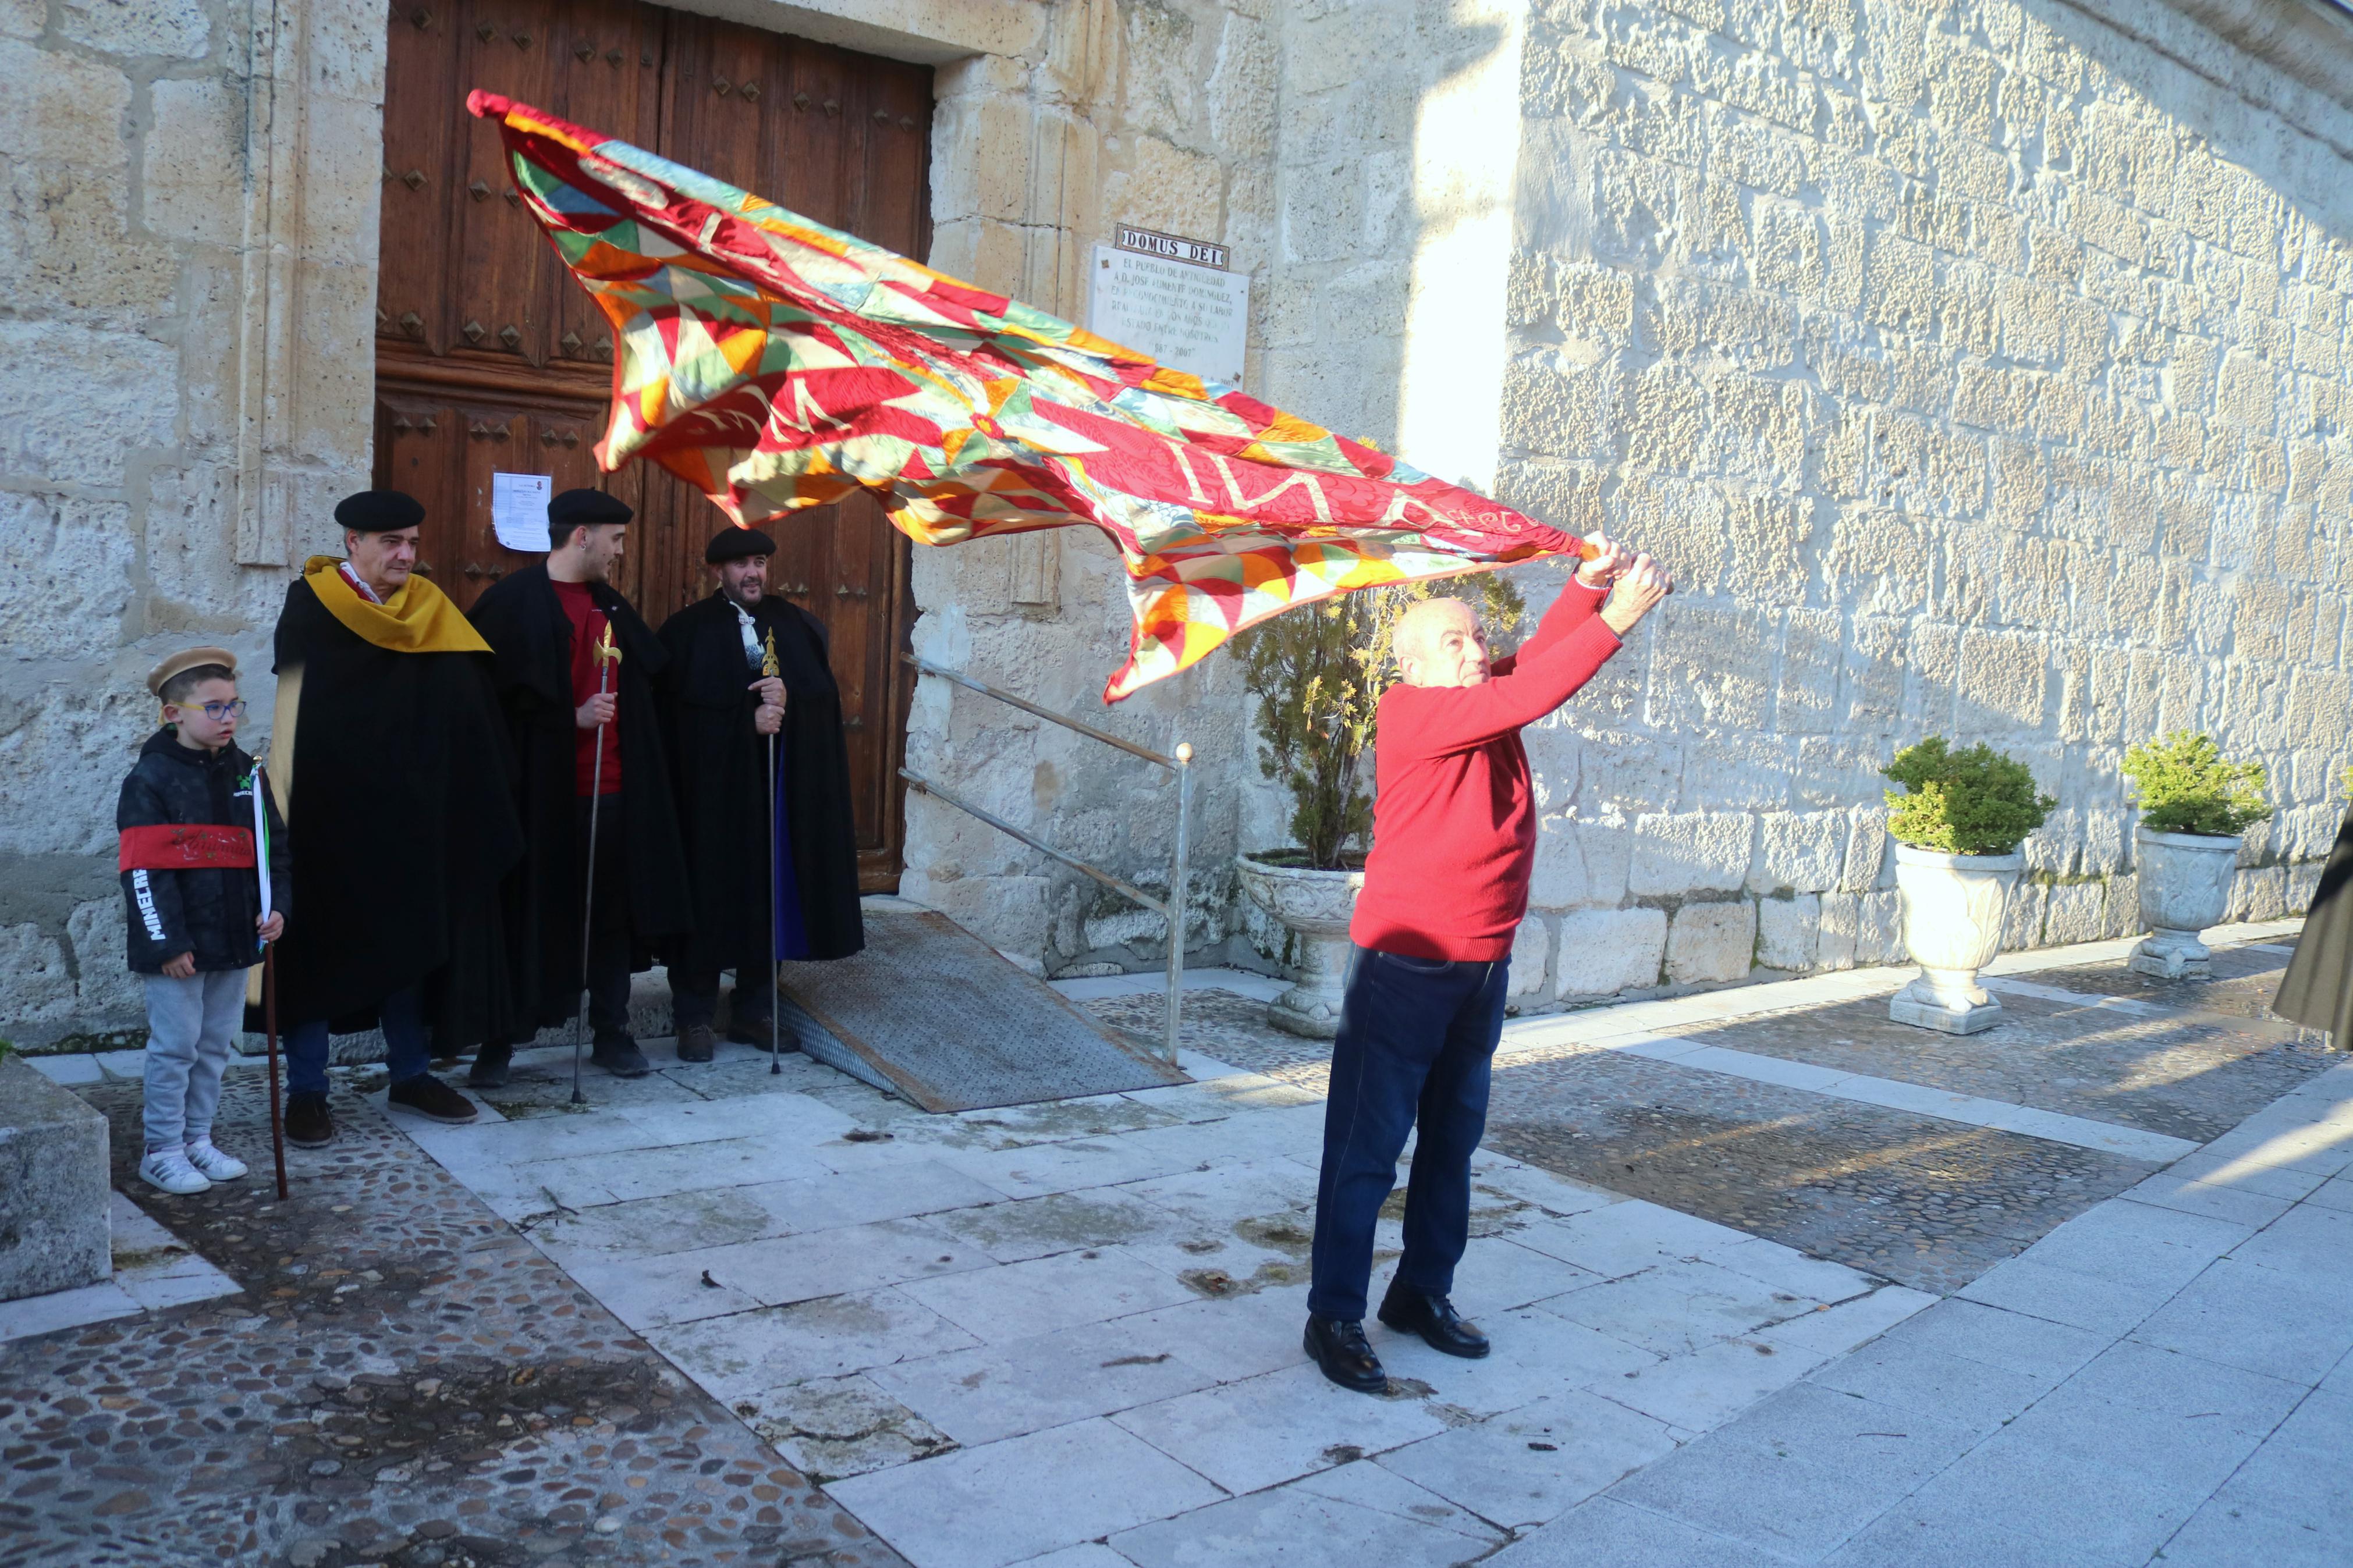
189, 700, 248, 721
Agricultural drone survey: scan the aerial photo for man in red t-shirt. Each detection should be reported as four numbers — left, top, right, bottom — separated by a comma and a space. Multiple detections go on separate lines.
1304, 538, 1674, 1393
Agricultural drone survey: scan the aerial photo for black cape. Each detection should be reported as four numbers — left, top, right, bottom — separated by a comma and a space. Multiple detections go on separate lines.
469, 563, 694, 1031
2274, 803, 2353, 1042
268, 577, 523, 1045
656, 592, 864, 966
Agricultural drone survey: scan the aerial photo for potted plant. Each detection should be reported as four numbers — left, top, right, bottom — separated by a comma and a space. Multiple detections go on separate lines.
1882, 738, 2055, 1033
2121, 732, 2270, 979
1233, 575, 1521, 1036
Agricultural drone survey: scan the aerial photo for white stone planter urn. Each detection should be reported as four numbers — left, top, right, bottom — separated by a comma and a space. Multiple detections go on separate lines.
1234, 852, 1365, 1039
1889, 843, 2021, 1034
2130, 826, 2241, 980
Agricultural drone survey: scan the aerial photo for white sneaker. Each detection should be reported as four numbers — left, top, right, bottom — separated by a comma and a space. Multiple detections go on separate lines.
139, 1148, 212, 1196
184, 1139, 248, 1182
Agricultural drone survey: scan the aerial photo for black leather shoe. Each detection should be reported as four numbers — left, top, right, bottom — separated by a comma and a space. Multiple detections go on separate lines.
387, 1073, 480, 1125
726, 1014, 782, 1048
1378, 1285, 1490, 1359
1304, 1315, 1389, 1393
467, 1043, 513, 1088
283, 1091, 335, 1148
677, 1024, 716, 1064
590, 1037, 652, 1078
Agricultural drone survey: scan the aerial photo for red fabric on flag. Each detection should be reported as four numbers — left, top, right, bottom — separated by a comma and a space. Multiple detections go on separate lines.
466, 92, 1588, 700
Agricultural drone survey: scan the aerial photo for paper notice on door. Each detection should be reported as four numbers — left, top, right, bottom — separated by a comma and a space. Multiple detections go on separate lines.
490, 471, 553, 552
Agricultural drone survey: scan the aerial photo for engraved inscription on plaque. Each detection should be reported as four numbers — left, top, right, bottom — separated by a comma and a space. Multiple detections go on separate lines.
1087, 230, 1250, 389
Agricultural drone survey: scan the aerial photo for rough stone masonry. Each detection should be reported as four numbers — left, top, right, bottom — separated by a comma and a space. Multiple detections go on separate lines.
3, 0, 2350, 1043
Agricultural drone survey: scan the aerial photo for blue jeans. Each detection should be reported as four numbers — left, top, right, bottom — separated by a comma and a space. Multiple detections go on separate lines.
283, 984, 431, 1095
1308, 945, 1509, 1322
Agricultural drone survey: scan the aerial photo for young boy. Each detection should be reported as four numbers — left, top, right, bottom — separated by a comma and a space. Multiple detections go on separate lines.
118, 647, 289, 1195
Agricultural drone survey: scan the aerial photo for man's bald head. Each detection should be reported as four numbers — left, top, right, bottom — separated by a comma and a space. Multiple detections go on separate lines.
1394, 597, 1491, 688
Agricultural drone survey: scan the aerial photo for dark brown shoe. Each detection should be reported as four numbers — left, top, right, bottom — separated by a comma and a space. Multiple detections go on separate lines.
677, 1023, 716, 1064
284, 1091, 335, 1148
386, 1073, 480, 1124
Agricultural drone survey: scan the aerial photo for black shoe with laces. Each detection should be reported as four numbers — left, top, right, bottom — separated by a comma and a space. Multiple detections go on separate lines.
283, 1091, 335, 1148
1377, 1284, 1490, 1359
387, 1073, 480, 1124
467, 1043, 513, 1089
590, 1035, 652, 1078
1303, 1314, 1389, 1393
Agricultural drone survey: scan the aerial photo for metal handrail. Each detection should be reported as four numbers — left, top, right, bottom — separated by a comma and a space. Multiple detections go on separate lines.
900, 652, 1193, 1066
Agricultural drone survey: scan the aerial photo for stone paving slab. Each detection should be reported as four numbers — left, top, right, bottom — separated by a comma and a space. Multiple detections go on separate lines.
1500, 1061, 2353, 1568
396, 1025, 1942, 1567
0, 1193, 240, 1346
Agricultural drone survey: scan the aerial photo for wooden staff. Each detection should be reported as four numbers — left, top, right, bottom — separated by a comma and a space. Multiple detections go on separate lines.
253, 761, 287, 1199
264, 942, 286, 1199
762, 628, 783, 1077
573, 623, 622, 1106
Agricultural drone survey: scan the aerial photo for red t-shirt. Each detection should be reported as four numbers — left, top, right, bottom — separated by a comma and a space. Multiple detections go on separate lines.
1348, 579, 1622, 962
553, 580, 622, 797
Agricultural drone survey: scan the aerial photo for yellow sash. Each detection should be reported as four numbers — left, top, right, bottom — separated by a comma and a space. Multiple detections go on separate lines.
302, 557, 490, 655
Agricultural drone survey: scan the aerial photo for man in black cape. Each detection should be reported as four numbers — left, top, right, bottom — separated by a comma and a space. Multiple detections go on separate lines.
2274, 806, 2353, 1046
657, 526, 865, 1060
466, 489, 692, 1084
271, 490, 523, 1143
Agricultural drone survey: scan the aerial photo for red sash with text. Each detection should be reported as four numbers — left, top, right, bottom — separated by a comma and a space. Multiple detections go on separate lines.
118, 824, 255, 871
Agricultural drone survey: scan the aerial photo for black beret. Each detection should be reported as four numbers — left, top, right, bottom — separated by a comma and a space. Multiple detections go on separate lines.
548, 488, 633, 528
333, 490, 425, 534
705, 526, 778, 563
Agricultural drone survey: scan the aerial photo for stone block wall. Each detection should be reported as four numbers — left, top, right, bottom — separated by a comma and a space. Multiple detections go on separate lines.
0, 0, 380, 1044
899, 0, 1277, 976
1238, 0, 2352, 1007
5, 0, 2350, 1037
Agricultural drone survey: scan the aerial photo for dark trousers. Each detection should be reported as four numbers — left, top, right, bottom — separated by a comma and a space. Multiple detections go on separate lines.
285, 984, 431, 1095
1308, 945, 1509, 1322
576, 794, 633, 1039
671, 947, 773, 1032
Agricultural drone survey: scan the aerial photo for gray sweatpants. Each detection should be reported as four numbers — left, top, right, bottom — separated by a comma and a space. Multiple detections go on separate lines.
142, 969, 247, 1152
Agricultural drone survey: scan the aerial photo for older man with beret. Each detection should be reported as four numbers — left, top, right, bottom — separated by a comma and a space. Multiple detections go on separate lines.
269, 489, 524, 1143
656, 526, 864, 1062
468, 489, 691, 1083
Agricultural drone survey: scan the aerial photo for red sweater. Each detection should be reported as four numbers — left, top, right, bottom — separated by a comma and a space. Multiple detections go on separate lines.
1349, 579, 1623, 962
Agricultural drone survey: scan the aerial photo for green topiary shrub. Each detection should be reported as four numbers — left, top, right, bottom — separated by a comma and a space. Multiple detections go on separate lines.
1883, 737, 2056, 856
2123, 731, 2272, 837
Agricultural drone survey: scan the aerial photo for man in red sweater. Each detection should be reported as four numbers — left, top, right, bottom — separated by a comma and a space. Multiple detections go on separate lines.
1305, 539, 1674, 1392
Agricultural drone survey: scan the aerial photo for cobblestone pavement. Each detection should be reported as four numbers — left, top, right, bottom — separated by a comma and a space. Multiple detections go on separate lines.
1676, 980, 2335, 1146
1087, 931, 2334, 1297
0, 1070, 903, 1568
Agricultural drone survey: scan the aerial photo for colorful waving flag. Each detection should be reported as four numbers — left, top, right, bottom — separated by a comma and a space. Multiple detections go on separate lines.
467, 92, 1584, 701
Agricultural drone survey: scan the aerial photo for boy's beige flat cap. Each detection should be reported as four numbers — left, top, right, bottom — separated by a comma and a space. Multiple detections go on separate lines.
145, 646, 239, 698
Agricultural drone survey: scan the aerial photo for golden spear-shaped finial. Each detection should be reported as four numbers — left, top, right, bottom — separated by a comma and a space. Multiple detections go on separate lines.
760, 628, 780, 680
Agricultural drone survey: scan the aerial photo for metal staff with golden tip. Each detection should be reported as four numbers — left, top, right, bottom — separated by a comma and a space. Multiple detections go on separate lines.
574, 623, 622, 1106
761, 628, 784, 1077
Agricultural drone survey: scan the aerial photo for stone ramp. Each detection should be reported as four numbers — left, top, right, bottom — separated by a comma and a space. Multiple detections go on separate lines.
774, 908, 1187, 1111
